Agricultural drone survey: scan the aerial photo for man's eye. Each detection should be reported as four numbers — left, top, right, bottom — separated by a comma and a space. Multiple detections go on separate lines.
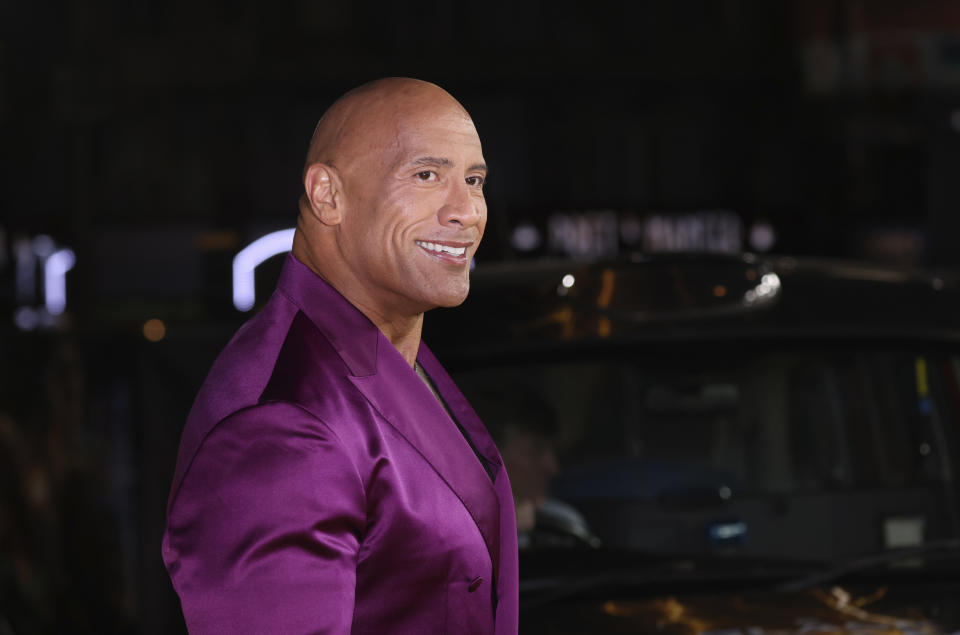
415, 170, 437, 181
466, 176, 485, 187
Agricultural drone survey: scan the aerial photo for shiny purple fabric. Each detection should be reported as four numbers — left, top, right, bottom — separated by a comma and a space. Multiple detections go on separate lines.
163, 254, 519, 634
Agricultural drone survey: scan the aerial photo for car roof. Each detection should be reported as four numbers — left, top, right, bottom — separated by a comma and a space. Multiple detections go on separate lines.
426, 253, 960, 355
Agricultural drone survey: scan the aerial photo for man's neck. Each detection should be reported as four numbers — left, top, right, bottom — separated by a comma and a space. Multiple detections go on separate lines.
376, 314, 423, 368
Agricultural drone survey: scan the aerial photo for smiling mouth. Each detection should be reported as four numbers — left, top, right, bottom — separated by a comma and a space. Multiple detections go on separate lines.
415, 240, 469, 259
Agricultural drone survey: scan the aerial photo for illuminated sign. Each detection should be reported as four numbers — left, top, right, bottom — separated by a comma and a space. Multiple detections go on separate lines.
547, 210, 619, 260
544, 210, 743, 259
11, 235, 76, 330
45, 248, 76, 315
232, 228, 295, 311
641, 212, 742, 254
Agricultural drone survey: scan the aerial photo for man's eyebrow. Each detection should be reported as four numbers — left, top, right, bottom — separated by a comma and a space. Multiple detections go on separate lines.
411, 156, 488, 173
411, 156, 452, 167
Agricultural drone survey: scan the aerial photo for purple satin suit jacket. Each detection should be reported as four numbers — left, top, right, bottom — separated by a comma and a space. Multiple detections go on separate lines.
163, 254, 519, 634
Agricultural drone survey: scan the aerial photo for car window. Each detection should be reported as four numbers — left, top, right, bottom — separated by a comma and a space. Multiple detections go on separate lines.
457, 344, 960, 560
460, 347, 960, 496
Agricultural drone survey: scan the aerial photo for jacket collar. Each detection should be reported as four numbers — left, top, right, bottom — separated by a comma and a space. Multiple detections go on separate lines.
276, 254, 378, 377
277, 254, 504, 577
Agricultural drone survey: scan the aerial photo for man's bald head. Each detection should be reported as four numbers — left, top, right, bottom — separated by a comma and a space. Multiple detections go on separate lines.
293, 77, 487, 348
303, 78, 471, 175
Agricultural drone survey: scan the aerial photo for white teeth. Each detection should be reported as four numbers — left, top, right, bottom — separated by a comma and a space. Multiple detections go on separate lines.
416, 241, 466, 257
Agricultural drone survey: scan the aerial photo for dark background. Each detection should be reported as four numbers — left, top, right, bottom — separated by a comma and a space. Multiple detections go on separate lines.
2, 1, 960, 632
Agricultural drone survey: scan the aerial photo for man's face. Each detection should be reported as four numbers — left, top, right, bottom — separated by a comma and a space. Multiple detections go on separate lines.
337, 100, 487, 319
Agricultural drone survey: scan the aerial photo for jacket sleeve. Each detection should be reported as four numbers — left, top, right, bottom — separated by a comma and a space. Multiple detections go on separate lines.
163, 401, 365, 634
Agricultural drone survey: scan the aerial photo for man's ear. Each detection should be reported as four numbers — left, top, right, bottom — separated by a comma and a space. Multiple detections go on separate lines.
303, 163, 342, 226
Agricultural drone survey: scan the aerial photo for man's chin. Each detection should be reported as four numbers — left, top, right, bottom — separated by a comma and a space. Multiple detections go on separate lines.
426, 280, 471, 309
437, 291, 470, 308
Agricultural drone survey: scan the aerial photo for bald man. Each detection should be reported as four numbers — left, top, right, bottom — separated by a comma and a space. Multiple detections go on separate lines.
162, 79, 519, 634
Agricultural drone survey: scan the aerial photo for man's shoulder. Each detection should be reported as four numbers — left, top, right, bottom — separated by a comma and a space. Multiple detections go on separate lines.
168, 291, 365, 507
195, 291, 353, 425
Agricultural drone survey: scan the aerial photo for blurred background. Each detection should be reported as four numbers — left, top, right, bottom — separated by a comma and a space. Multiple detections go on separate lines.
3, 0, 960, 632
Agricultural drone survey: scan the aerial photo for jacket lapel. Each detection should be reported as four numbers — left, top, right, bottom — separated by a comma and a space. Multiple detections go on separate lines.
348, 334, 502, 579
416, 342, 504, 473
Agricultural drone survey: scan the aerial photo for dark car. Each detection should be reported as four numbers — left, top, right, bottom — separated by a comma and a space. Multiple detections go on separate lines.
427, 253, 960, 633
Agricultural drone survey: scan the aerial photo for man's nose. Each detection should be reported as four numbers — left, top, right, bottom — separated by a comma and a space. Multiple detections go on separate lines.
438, 181, 484, 229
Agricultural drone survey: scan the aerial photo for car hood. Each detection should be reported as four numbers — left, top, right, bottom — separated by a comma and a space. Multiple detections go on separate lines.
522, 584, 959, 634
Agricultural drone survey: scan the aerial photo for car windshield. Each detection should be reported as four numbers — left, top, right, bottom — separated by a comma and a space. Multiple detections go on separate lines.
452, 342, 960, 564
